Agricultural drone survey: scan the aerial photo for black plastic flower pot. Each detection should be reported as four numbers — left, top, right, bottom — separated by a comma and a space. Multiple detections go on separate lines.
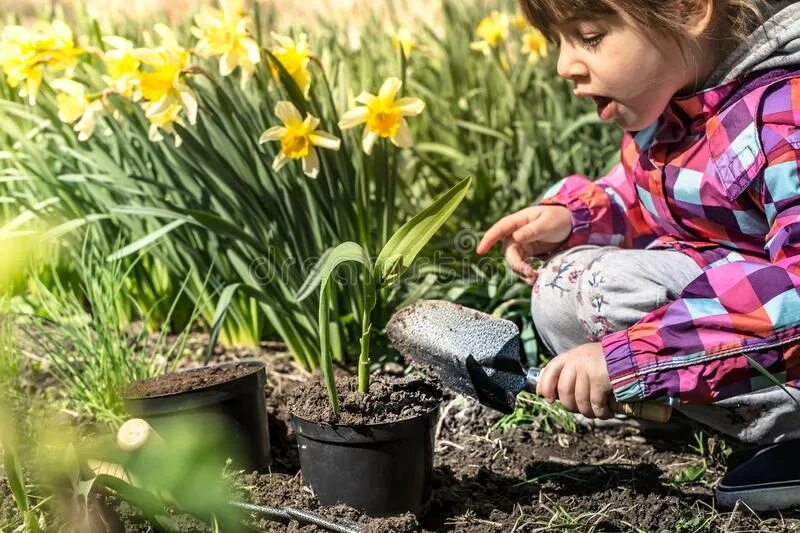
123, 361, 270, 471
291, 402, 440, 517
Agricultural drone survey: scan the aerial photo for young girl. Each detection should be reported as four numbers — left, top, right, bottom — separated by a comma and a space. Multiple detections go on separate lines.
477, 0, 800, 510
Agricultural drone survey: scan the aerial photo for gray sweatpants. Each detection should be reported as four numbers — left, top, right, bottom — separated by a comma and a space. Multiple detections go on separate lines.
530, 245, 800, 445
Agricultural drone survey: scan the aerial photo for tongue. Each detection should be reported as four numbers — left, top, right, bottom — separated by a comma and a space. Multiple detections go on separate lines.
594, 96, 616, 120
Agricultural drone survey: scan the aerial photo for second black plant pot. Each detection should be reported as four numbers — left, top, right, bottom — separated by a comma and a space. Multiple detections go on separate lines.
291, 402, 440, 517
123, 361, 270, 471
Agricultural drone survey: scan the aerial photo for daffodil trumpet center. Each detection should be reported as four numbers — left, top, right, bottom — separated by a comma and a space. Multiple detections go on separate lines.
280, 122, 312, 159
366, 99, 401, 138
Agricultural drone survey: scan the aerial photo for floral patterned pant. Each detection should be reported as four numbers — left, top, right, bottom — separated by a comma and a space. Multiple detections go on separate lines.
531, 245, 702, 355
530, 245, 800, 445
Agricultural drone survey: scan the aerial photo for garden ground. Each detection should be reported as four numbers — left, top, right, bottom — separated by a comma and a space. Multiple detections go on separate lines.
42, 334, 797, 533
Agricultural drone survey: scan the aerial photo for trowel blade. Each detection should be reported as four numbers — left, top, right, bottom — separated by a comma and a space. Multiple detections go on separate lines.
386, 300, 526, 413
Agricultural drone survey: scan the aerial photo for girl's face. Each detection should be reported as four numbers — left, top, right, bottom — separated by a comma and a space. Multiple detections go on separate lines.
553, 9, 715, 131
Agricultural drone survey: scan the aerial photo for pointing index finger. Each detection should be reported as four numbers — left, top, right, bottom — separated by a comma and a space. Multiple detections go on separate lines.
476, 213, 528, 254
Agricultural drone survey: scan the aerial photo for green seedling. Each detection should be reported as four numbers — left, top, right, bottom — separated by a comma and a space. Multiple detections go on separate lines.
298, 176, 471, 415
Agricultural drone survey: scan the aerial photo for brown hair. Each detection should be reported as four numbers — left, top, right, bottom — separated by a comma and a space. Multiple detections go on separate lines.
518, 0, 767, 48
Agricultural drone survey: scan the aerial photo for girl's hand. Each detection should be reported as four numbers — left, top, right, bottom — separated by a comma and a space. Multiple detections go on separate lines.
535, 342, 613, 419
476, 205, 572, 285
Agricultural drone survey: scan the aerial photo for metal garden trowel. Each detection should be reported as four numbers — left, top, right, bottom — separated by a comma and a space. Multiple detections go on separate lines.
386, 300, 672, 423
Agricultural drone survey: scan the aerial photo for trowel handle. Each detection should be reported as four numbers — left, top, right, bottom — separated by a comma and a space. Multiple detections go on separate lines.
524, 367, 672, 423
608, 399, 672, 423
117, 418, 162, 451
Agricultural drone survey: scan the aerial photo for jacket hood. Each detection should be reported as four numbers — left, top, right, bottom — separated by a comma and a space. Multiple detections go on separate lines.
702, 0, 800, 89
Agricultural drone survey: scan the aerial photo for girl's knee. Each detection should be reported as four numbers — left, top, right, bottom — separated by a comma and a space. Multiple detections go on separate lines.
530, 247, 607, 353
574, 252, 669, 340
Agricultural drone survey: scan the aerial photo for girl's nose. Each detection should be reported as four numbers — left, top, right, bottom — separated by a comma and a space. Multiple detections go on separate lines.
556, 44, 589, 81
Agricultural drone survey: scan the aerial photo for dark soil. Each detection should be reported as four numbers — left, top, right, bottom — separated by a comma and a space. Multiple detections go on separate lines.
12, 332, 800, 532
288, 373, 442, 425
249, 353, 800, 532
122, 362, 262, 399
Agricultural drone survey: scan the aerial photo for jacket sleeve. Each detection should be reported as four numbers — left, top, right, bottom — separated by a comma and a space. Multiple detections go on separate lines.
536, 136, 658, 251
601, 137, 800, 404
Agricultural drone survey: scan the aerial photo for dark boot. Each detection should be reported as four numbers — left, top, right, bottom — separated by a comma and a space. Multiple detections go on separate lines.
716, 439, 800, 511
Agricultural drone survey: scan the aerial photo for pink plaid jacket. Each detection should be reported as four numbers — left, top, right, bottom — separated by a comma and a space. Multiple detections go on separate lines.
537, 68, 800, 404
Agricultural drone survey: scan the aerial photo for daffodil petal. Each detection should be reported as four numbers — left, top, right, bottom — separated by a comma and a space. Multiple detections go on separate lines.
154, 24, 177, 46
244, 38, 261, 65
180, 91, 198, 125
271, 32, 295, 49
194, 11, 217, 29
75, 110, 96, 141
362, 129, 378, 155
309, 131, 341, 151
51, 78, 83, 95
274, 101, 302, 125
220, 50, 238, 76
132, 48, 164, 67
338, 106, 368, 129
378, 77, 402, 101
394, 97, 425, 116
354, 91, 376, 105
390, 119, 413, 148
148, 123, 163, 142
302, 148, 320, 179
259, 126, 287, 143
303, 114, 320, 130
25, 67, 42, 105
193, 39, 211, 57
145, 97, 172, 118
272, 152, 290, 171
103, 36, 134, 50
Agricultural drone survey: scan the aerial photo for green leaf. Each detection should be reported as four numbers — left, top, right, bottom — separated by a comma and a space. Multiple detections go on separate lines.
315, 242, 371, 415
556, 112, 602, 143
175, 207, 270, 255
205, 283, 242, 364
107, 219, 188, 261
2, 438, 29, 514
111, 205, 192, 220
41, 214, 111, 241
743, 354, 800, 409
95, 474, 179, 532
294, 247, 332, 302
376, 176, 471, 284
454, 119, 513, 143
414, 142, 469, 161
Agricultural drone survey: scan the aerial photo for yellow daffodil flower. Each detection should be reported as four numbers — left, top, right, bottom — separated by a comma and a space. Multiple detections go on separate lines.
133, 25, 197, 145
470, 11, 509, 56
145, 100, 186, 146
270, 32, 312, 99
192, 0, 260, 87
391, 27, 415, 57
51, 78, 103, 141
521, 28, 548, 64
101, 36, 141, 100
338, 77, 424, 155
0, 20, 83, 105
259, 101, 341, 179
513, 13, 529, 30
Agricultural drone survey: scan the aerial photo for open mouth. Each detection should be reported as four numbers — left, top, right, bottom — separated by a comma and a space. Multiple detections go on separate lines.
592, 95, 617, 120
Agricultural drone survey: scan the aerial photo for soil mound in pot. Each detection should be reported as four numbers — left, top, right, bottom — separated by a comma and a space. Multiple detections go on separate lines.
124, 363, 261, 398
289, 373, 442, 425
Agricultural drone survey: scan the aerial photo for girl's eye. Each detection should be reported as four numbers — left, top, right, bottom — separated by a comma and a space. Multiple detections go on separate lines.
581, 33, 604, 50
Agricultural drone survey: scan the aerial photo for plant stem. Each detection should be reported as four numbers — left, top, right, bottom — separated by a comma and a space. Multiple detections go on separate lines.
358, 271, 376, 393
319, 283, 339, 415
